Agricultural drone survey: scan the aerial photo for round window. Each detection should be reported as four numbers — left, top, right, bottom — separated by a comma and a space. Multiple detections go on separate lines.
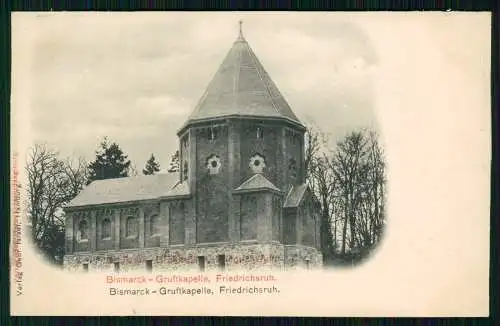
249, 154, 266, 173
206, 155, 222, 175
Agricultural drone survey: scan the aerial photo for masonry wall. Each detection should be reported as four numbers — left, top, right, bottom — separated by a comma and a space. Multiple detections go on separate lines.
284, 245, 323, 270
239, 121, 280, 186
179, 133, 189, 183
284, 128, 304, 188
64, 243, 322, 272
240, 194, 258, 240
169, 201, 186, 245
300, 201, 316, 248
283, 208, 296, 245
272, 195, 282, 242
195, 125, 229, 243
64, 199, 323, 272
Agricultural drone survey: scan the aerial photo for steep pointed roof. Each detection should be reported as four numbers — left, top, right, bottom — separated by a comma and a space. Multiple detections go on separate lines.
185, 22, 302, 127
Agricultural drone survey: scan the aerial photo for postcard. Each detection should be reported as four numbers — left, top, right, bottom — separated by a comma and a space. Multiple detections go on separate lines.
10, 11, 491, 316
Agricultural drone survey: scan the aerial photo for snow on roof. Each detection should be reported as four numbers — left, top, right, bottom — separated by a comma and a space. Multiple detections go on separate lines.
163, 180, 190, 199
234, 174, 280, 193
66, 173, 181, 208
284, 183, 308, 208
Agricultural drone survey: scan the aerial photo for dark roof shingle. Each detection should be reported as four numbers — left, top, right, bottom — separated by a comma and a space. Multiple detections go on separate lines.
186, 33, 302, 126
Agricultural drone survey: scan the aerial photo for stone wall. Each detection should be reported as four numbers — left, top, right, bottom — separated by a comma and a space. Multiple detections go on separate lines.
64, 243, 321, 272
195, 125, 230, 243
240, 195, 258, 240
285, 128, 304, 188
272, 195, 283, 242
239, 121, 280, 186
169, 201, 186, 245
284, 245, 323, 270
300, 201, 316, 248
283, 208, 297, 245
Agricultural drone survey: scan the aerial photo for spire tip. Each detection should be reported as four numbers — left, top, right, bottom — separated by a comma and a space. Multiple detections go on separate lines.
238, 20, 244, 39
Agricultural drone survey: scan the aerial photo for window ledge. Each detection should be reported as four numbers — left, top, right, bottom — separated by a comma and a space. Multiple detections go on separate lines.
126, 235, 138, 240
78, 239, 89, 243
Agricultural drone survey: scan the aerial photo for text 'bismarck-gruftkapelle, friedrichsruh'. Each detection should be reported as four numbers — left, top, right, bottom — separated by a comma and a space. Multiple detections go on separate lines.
105, 273, 277, 284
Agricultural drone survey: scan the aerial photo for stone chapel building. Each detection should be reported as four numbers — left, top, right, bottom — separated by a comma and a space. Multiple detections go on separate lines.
63, 24, 323, 272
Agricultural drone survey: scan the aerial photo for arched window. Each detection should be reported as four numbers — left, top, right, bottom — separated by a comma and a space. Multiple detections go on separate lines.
126, 216, 138, 237
150, 214, 160, 236
208, 127, 217, 141
78, 219, 88, 241
256, 127, 263, 139
182, 136, 189, 149
183, 161, 188, 181
288, 158, 297, 179
101, 218, 111, 239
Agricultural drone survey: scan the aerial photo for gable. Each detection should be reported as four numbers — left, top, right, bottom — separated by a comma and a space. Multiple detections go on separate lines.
284, 183, 319, 209
234, 173, 280, 194
284, 183, 307, 208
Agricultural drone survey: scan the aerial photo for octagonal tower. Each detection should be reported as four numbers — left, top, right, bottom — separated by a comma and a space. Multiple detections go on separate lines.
177, 23, 309, 246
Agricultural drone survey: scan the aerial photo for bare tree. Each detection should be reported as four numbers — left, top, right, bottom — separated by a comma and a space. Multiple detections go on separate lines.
305, 126, 336, 264
26, 144, 88, 265
363, 131, 386, 246
331, 131, 370, 254
328, 129, 386, 264
306, 125, 387, 266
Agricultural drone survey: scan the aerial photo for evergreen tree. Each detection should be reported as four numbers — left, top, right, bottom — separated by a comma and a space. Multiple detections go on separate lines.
167, 150, 180, 173
143, 153, 161, 175
87, 137, 131, 184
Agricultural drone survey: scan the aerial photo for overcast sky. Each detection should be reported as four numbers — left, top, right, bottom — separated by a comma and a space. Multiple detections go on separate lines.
12, 12, 490, 175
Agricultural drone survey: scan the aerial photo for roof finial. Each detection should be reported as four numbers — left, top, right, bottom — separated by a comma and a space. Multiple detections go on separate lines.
238, 20, 244, 39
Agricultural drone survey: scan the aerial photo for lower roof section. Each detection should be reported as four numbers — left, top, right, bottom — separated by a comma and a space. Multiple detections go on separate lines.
284, 183, 308, 208
233, 173, 281, 194
66, 173, 180, 209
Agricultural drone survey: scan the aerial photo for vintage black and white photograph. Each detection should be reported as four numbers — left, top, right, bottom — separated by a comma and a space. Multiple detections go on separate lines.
11, 12, 490, 316
19, 14, 387, 273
